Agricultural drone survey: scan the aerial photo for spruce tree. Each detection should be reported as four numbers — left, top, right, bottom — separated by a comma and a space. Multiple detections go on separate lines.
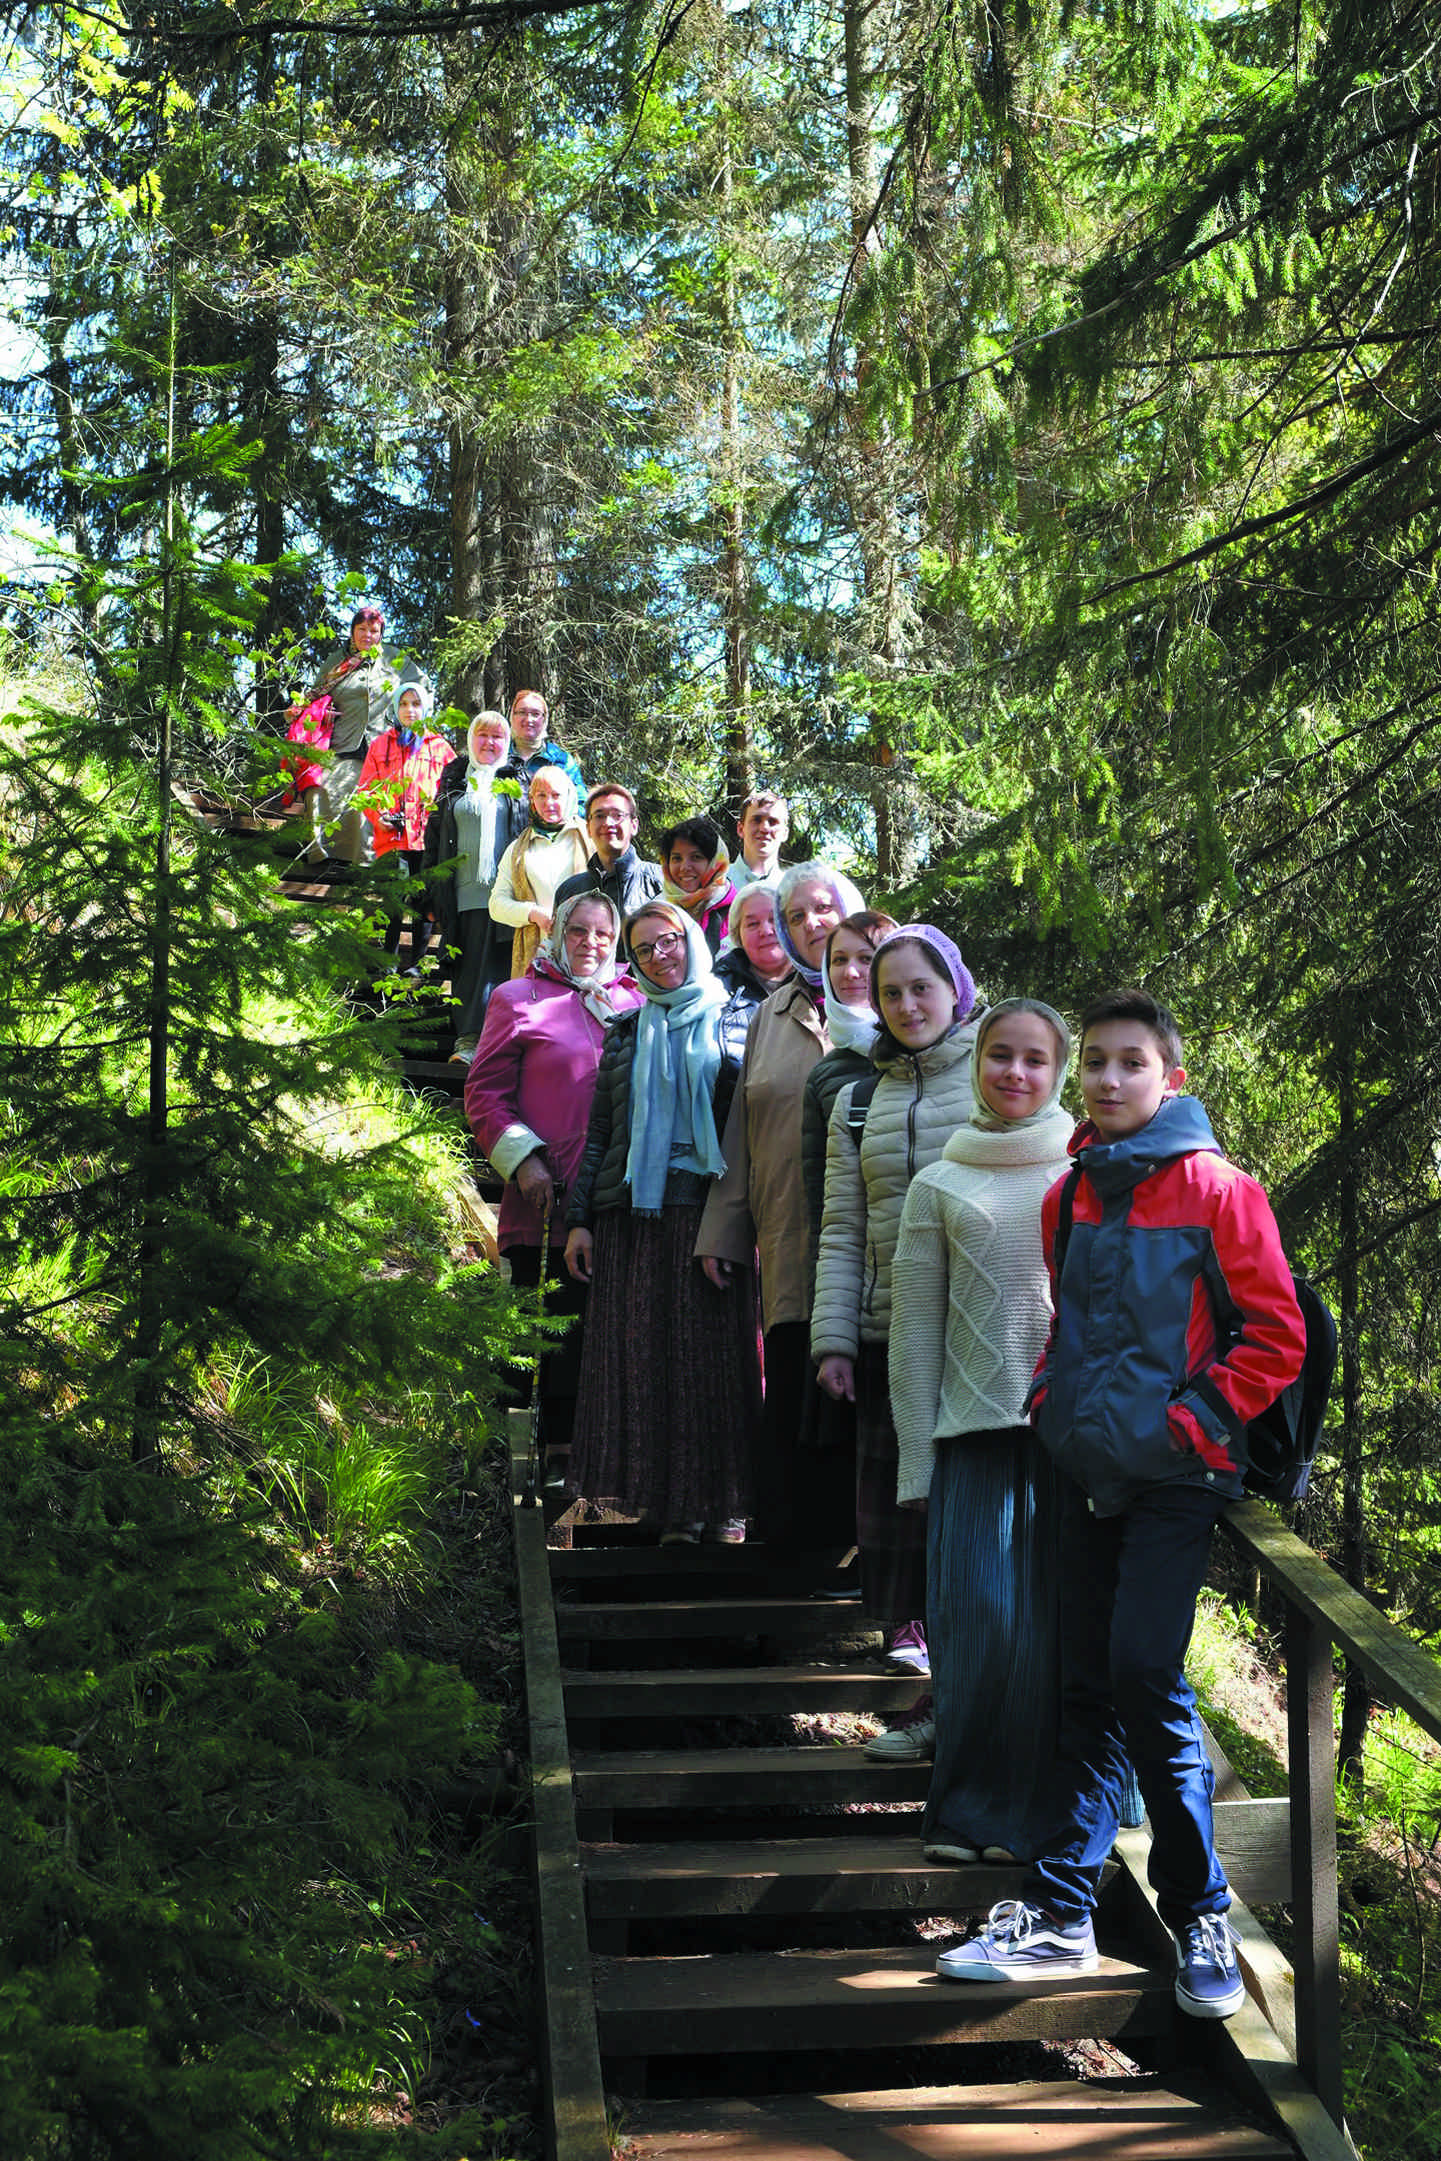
0, 291, 534, 2150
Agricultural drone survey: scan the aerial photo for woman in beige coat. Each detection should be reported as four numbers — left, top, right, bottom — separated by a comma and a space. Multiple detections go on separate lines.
696, 861, 864, 1561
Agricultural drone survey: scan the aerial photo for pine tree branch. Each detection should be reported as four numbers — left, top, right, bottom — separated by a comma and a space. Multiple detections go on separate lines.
1088, 399, 1441, 600
66, 0, 625, 44
1101, 329, 1441, 366
1307, 1195, 1441, 1287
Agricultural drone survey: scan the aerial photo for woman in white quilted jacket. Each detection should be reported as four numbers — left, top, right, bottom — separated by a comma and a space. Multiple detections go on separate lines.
812, 926, 984, 1701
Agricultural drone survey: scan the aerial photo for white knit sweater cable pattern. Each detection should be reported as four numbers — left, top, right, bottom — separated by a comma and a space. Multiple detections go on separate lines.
889, 1103, 1075, 1505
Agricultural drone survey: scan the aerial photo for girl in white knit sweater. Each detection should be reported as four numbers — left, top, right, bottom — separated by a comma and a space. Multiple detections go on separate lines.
888, 998, 1077, 1864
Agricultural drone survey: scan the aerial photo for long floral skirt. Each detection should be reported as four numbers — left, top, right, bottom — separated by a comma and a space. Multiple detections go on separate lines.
566, 1203, 761, 1528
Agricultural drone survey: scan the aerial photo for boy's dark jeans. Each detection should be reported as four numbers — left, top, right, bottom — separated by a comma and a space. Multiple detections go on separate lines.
1026, 1473, 1232, 1934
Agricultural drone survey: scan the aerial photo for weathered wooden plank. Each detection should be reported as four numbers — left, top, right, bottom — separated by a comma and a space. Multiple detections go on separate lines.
510, 1410, 609, 2161
1223, 1500, 1441, 1744
582, 1835, 1017, 1917
564, 1666, 920, 1718
579, 1807, 1279, 1911
594, 1945, 1173, 2056
554, 1598, 881, 1643
618, 2083, 1294, 2159
572, 1745, 929, 1809
553, 1547, 777, 1581
1109, 1828, 1360, 2161
397, 1060, 467, 1090
1288, 1603, 1344, 2126
1210, 1797, 1292, 1905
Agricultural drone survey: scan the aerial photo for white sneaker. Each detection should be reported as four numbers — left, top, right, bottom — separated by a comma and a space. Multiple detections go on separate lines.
863, 1715, 936, 1762
924, 1839, 980, 1864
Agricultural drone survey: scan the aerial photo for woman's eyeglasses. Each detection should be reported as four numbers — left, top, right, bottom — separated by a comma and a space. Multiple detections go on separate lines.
632, 930, 685, 964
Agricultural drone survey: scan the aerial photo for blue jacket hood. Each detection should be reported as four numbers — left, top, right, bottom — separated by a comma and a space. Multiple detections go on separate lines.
1072, 1095, 1220, 1199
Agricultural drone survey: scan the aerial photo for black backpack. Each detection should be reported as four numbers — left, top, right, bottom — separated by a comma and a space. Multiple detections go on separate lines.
1224, 1273, 1337, 1504
1054, 1165, 1337, 1504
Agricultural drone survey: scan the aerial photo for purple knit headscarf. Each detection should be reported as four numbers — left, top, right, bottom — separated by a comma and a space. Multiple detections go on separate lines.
868, 924, 977, 1028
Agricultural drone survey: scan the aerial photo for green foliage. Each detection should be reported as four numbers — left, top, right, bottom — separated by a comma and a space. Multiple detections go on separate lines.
0, 314, 535, 2145
0, 1400, 499, 2158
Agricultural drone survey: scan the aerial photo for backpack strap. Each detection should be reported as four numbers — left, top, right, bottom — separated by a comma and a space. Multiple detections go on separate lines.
844, 1071, 881, 1150
1052, 1163, 1083, 1277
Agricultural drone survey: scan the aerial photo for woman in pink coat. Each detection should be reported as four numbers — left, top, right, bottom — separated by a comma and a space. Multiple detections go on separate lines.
464, 891, 644, 1484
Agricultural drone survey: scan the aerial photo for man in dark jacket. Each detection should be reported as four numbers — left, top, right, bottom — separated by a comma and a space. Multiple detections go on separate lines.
554, 783, 663, 920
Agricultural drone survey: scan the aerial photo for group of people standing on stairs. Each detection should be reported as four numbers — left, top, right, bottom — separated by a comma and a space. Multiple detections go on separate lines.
288, 607, 1309, 2031
281, 602, 786, 1039
467, 860, 1309, 2035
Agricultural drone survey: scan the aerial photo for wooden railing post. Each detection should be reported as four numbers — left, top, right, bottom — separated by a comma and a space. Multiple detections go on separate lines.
1287, 1596, 1345, 2129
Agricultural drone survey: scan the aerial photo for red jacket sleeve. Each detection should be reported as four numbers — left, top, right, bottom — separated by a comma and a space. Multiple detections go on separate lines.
1168, 1171, 1305, 1456
1025, 1171, 1066, 1421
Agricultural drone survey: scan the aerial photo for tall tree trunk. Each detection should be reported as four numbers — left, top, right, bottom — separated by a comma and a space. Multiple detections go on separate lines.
442, 37, 556, 713
843, 0, 913, 884
715, 37, 752, 813
444, 33, 496, 714
246, 36, 289, 729
134, 266, 180, 1471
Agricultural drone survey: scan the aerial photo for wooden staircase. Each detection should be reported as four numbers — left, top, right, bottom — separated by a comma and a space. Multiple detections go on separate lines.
514, 1426, 1356, 2161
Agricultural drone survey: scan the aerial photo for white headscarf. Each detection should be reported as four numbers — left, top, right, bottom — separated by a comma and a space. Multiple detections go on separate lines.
773, 862, 866, 991
391, 676, 434, 725
970, 998, 1072, 1132
459, 709, 513, 886
535, 890, 629, 1028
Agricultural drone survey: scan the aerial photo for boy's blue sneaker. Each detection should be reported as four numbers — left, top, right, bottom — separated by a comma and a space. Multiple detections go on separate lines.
1173, 1914, 1245, 2018
936, 1900, 1098, 1982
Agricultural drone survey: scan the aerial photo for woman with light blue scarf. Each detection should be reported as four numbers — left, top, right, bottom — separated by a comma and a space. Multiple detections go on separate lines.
563, 901, 762, 1541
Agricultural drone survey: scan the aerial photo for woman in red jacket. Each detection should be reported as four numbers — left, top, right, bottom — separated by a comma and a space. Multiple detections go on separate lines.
357, 680, 455, 969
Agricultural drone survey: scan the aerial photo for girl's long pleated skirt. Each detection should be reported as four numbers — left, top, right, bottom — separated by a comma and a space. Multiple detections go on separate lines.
925, 1425, 1142, 1857
925, 1425, 1064, 1860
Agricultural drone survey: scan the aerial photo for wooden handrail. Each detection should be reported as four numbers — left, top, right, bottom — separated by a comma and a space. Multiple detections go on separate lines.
1218, 1494, 1441, 2151
1224, 1498, 1441, 1743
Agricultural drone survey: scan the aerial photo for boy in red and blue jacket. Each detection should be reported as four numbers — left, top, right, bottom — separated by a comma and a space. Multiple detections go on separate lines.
938, 988, 1305, 2018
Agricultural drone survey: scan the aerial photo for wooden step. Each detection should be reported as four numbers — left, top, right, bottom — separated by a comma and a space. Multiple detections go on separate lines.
573, 1746, 927, 1810
617, 2081, 1295, 2158
565, 1666, 921, 1719
550, 1545, 852, 1580
594, 1944, 1173, 2054
583, 1834, 1016, 1918
555, 1598, 881, 1644
400, 1059, 467, 1091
